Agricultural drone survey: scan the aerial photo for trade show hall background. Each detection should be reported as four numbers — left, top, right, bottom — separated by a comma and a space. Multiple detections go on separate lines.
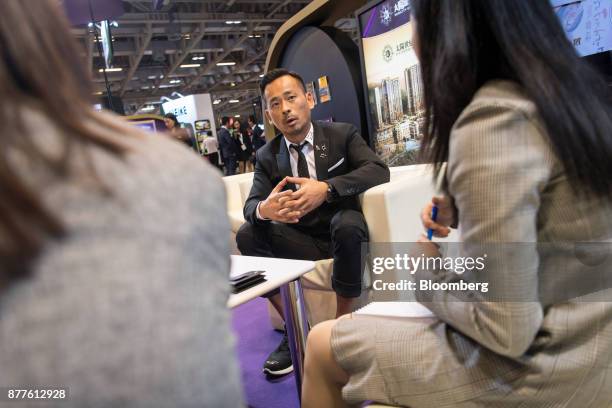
69, 0, 358, 119
63, 1, 612, 407
69, 0, 612, 167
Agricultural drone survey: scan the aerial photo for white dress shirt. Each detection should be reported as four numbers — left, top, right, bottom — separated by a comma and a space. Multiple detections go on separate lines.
202, 137, 218, 154
284, 123, 317, 181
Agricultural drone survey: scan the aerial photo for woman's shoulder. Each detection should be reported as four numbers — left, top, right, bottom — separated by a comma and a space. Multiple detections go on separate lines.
457, 80, 537, 122
452, 80, 545, 139
448, 80, 558, 179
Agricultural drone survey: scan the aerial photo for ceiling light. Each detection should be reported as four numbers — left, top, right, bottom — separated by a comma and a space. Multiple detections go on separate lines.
98, 67, 123, 72
259, 74, 264, 77
147, 75, 157, 79
93, 91, 103, 95
141, 106, 155, 112
217, 62, 236, 66
234, 115, 241, 118
213, 99, 221, 105
180, 63, 200, 68
225, 20, 242, 24
94, 37, 117, 43
231, 82, 236, 87
159, 84, 180, 88
169, 79, 181, 84
229, 99, 239, 103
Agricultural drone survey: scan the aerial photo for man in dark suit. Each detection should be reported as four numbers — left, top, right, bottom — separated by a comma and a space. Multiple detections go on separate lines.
236, 68, 389, 376
248, 114, 266, 151
248, 115, 266, 166
217, 116, 237, 176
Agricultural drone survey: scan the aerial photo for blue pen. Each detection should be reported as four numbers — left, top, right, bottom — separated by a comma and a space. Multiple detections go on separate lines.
427, 205, 438, 240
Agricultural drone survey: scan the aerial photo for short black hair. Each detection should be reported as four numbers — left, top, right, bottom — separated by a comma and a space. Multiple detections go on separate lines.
221, 116, 230, 126
259, 68, 306, 99
248, 114, 257, 123
164, 112, 178, 126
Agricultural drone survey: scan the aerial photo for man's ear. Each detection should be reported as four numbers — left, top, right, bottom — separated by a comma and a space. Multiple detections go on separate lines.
264, 109, 273, 126
306, 91, 315, 109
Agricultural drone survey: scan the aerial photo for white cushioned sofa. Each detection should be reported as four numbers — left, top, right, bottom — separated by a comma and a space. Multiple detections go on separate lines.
223, 164, 457, 329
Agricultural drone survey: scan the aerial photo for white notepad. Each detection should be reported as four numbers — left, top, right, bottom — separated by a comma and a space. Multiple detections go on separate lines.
354, 301, 435, 318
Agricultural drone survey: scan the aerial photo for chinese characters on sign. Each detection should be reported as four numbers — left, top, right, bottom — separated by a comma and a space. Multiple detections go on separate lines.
554, 0, 612, 56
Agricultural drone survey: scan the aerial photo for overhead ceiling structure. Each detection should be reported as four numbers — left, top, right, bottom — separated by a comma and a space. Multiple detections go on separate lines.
71, 0, 359, 117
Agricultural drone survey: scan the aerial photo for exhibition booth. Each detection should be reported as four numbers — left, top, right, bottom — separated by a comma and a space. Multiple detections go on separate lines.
226, 0, 612, 406
161, 93, 218, 155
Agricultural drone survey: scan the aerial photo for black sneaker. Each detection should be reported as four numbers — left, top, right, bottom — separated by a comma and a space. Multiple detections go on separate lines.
263, 330, 293, 376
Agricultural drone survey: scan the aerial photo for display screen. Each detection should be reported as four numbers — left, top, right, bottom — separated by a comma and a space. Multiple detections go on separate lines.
195, 119, 211, 131
357, 0, 425, 167
553, 0, 612, 57
131, 120, 157, 134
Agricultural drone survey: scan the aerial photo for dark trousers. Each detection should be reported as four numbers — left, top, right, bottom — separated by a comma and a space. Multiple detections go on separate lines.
236, 209, 368, 298
205, 152, 218, 166
205, 152, 223, 172
224, 156, 237, 176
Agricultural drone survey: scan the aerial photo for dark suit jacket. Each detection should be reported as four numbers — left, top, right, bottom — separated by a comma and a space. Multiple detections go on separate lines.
243, 121, 390, 234
252, 125, 266, 151
218, 127, 237, 160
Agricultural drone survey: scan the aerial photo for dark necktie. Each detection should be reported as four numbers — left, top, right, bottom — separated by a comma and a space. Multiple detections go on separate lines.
289, 142, 310, 179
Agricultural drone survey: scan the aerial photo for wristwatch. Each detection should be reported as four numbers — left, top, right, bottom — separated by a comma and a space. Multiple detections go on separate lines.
325, 182, 337, 203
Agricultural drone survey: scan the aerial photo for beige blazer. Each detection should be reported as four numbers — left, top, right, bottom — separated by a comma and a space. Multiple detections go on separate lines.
333, 80, 612, 407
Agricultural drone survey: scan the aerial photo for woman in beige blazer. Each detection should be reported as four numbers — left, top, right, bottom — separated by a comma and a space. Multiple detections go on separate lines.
302, 1, 612, 407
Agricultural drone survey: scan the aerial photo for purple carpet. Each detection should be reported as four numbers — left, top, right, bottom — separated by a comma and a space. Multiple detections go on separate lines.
232, 297, 300, 408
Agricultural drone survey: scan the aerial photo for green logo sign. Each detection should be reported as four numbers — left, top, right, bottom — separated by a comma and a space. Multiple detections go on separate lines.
383, 45, 394, 62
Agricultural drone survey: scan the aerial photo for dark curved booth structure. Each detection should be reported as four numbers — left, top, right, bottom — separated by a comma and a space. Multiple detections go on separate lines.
279, 26, 368, 137
263, 0, 370, 141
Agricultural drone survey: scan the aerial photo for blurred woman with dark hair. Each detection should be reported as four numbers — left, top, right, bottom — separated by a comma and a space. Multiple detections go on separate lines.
0, 1, 243, 406
232, 118, 253, 173
302, 1, 612, 407
164, 112, 193, 149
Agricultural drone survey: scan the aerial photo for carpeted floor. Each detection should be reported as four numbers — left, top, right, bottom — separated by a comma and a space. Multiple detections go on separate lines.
232, 297, 300, 408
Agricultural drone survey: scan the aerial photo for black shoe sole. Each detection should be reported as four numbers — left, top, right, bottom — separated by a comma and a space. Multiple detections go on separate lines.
262, 364, 294, 376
